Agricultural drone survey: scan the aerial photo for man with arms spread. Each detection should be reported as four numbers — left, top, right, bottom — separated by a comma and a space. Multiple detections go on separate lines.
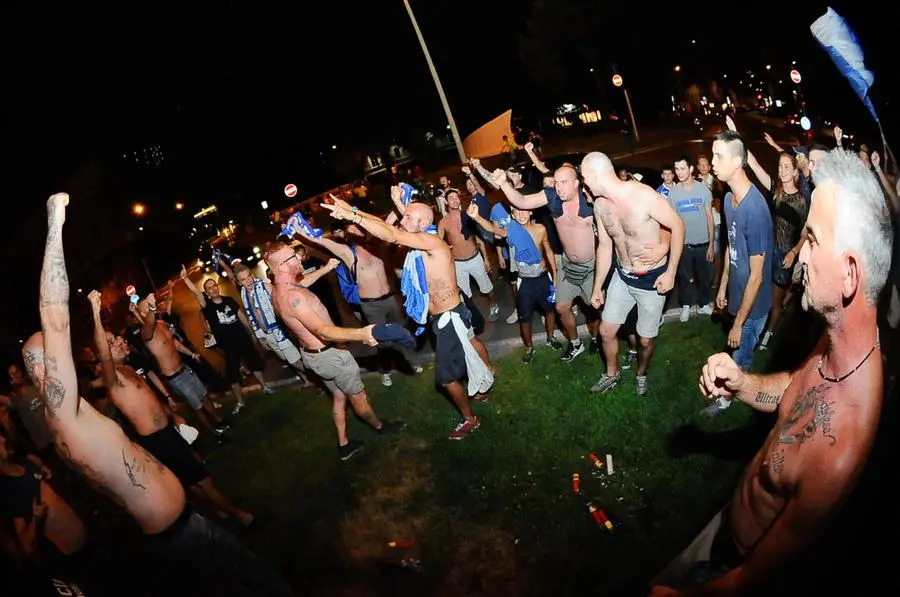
321, 192, 494, 440
88, 290, 254, 527
651, 150, 892, 595
580, 152, 684, 396
493, 165, 598, 362
26, 193, 294, 596
265, 243, 405, 461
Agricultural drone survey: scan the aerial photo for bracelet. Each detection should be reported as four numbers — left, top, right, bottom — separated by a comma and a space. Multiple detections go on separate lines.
148, 306, 157, 312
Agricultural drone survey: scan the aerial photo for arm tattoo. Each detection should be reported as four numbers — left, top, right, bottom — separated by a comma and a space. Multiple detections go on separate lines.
123, 450, 147, 490
771, 450, 785, 474
777, 384, 837, 446
754, 392, 780, 405
291, 298, 302, 308
40, 206, 70, 311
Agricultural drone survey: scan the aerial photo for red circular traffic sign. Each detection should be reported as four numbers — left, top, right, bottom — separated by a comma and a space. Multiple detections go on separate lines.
125, 285, 136, 296
611, 74, 623, 87
790, 69, 802, 84
284, 183, 298, 198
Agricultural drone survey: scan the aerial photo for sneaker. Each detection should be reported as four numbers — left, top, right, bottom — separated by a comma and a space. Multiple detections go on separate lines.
590, 371, 621, 394
588, 338, 601, 355
412, 366, 424, 375
212, 401, 223, 409
547, 337, 563, 351
377, 420, 407, 435
448, 417, 480, 440
680, 305, 691, 323
214, 424, 229, 436
381, 373, 393, 387
620, 349, 637, 370
697, 303, 714, 316
571, 305, 580, 318
506, 310, 519, 324
472, 393, 489, 403
338, 441, 363, 461
758, 330, 773, 351
635, 374, 648, 396
561, 340, 585, 363
231, 401, 245, 416
522, 347, 536, 364
699, 397, 732, 417
489, 304, 500, 322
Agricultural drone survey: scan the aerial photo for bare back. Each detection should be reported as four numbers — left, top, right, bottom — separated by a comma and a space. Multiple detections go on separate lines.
107, 365, 169, 437
144, 321, 183, 377
594, 182, 667, 271
273, 284, 333, 350
354, 242, 392, 299
729, 339, 882, 554
439, 211, 479, 261
48, 402, 185, 534
555, 199, 596, 263
420, 240, 461, 314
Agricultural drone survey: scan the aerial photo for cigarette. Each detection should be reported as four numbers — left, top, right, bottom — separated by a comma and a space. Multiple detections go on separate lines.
606, 454, 614, 474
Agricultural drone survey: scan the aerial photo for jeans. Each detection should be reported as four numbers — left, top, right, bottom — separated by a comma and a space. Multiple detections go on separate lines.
147, 509, 294, 597
678, 243, 713, 307
732, 316, 767, 372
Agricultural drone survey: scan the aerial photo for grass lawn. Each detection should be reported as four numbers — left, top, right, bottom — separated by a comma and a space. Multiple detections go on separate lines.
201, 317, 773, 596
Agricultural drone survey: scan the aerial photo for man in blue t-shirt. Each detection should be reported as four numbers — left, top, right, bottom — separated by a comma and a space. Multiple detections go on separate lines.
704, 130, 773, 416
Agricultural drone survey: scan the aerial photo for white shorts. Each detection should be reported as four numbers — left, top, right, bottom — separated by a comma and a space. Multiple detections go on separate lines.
601, 270, 667, 338
454, 252, 493, 298
256, 330, 301, 365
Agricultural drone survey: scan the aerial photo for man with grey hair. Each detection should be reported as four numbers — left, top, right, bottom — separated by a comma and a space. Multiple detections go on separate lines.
650, 149, 892, 596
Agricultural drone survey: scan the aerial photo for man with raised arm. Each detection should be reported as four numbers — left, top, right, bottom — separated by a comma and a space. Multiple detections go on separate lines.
650, 150, 893, 596
265, 243, 405, 461
24, 193, 295, 596
321, 191, 494, 440
580, 151, 684, 397
87, 290, 254, 527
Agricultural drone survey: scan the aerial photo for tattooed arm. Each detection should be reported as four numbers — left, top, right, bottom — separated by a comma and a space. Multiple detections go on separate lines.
39, 194, 80, 419
88, 291, 121, 390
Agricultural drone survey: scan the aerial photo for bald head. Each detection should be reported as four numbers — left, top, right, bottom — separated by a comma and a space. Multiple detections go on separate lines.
21, 332, 45, 387
401, 203, 434, 232
580, 151, 616, 196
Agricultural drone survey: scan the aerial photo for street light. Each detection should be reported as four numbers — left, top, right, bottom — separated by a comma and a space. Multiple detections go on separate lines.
674, 65, 681, 72
403, 0, 466, 163
765, 64, 772, 70
175, 202, 184, 210
132, 203, 145, 216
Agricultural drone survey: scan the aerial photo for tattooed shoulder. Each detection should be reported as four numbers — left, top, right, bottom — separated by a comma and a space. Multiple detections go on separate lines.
777, 384, 837, 447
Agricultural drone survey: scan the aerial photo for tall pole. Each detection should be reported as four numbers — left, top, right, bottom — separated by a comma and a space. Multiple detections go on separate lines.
622, 88, 640, 142
402, 0, 467, 163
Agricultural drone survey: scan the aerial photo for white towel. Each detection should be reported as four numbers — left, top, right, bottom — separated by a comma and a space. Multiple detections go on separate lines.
177, 423, 200, 445
437, 310, 494, 396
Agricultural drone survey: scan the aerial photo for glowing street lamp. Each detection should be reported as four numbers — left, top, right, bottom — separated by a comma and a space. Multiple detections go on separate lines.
175, 202, 184, 210
133, 203, 146, 216
674, 65, 681, 72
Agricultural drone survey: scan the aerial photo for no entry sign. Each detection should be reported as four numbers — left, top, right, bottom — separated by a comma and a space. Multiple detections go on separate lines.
284, 183, 298, 198
125, 285, 136, 297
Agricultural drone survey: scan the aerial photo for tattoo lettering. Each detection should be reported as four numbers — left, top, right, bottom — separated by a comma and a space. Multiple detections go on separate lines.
123, 450, 147, 490
771, 450, 785, 474
754, 392, 780, 405
430, 278, 455, 306
777, 384, 837, 446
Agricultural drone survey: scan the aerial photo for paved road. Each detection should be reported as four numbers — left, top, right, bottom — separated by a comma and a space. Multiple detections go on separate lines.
168, 122, 798, 389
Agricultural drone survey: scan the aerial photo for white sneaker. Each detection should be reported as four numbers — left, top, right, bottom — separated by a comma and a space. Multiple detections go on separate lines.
412, 366, 423, 375
231, 401, 245, 415
759, 330, 773, 351
506, 310, 518, 324
697, 303, 714, 316
381, 373, 393, 387
680, 305, 691, 323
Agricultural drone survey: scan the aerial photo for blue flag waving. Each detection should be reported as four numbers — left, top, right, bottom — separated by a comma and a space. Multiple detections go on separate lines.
811, 8, 878, 123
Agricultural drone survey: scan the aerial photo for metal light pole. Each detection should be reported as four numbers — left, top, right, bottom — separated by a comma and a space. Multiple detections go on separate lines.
402, 0, 467, 163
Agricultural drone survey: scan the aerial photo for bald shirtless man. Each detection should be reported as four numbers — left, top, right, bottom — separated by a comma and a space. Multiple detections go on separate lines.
88, 290, 254, 527
650, 150, 893, 596
493, 165, 599, 362
25, 193, 294, 596
576, 152, 684, 396
321, 193, 494, 440
134, 293, 227, 438
438, 188, 500, 322
266, 242, 405, 461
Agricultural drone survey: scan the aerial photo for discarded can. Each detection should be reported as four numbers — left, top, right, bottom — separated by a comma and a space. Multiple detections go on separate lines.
588, 453, 604, 469
387, 539, 415, 549
572, 473, 581, 494
587, 502, 614, 532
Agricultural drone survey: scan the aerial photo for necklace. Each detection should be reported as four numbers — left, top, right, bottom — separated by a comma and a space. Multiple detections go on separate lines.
816, 330, 880, 383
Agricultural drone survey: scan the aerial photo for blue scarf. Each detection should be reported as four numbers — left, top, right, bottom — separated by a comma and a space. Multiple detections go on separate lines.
335, 245, 361, 305
240, 278, 287, 342
400, 224, 437, 335
490, 204, 540, 265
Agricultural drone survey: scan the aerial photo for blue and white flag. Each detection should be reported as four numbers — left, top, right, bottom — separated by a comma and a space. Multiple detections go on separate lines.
811, 7, 878, 122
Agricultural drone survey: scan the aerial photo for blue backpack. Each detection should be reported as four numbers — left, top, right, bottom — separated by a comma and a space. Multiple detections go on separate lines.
335, 245, 361, 305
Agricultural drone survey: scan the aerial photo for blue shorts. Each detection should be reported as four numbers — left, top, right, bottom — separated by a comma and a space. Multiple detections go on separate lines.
515, 273, 553, 322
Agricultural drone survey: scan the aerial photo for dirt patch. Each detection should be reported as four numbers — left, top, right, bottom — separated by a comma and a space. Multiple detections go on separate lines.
436, 524, 521, 597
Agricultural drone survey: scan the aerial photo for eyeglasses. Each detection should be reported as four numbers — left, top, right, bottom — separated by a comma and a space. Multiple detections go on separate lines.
279, 254, 298, 267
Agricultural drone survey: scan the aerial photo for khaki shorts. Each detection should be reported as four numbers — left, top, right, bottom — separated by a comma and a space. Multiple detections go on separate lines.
300, 348, 365, 396
601, 270, 667, 338
256, 330, 301, 365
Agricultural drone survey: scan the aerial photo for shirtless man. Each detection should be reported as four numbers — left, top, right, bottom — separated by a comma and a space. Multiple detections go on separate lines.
25, 193, 294, 596
265, 243, 405, 461
297, 222, 422, 387
492, 165, 599, 362
650, 150, 892, 595
580, 152, 684, 396
134, 292, 227, 438
322, 193, 494, 440
88, 290, 254, 527
438, 188, 500, 322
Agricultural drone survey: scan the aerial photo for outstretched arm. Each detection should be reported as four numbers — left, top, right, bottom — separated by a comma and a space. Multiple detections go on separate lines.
180, 265, 207, 309
37, 194, 80, 419
298, 258, 340, 288
88, 291, 120, 390
322, 199, 444, 253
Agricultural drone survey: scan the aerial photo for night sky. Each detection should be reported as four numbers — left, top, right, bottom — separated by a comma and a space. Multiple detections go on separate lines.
0, 0, 895, 352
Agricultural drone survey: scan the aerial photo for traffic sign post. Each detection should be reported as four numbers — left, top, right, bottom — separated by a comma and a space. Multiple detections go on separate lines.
284, 183, 298, 198
790, 69, 802, 84
612, 73, 640, 143
612, 74, 623, 87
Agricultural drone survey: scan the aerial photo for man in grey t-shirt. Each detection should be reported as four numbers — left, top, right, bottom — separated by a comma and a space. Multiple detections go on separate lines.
2, 364, 54, 453
668, 156, 715, 321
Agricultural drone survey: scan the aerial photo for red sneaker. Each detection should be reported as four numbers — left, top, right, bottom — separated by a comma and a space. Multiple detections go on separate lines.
448, 417, 481, 440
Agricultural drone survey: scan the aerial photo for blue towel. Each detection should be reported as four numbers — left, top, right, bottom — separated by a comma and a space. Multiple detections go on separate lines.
489, 204, 540, 265
335, 245, 361, 305
372, 323, 416, 349
400, 224, 437, 335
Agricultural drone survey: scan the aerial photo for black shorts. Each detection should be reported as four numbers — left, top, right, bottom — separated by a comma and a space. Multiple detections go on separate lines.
219, 329, 265, 384
138, 424, 208, 487
431, 302, 473, 386
516, 273, 553, 322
